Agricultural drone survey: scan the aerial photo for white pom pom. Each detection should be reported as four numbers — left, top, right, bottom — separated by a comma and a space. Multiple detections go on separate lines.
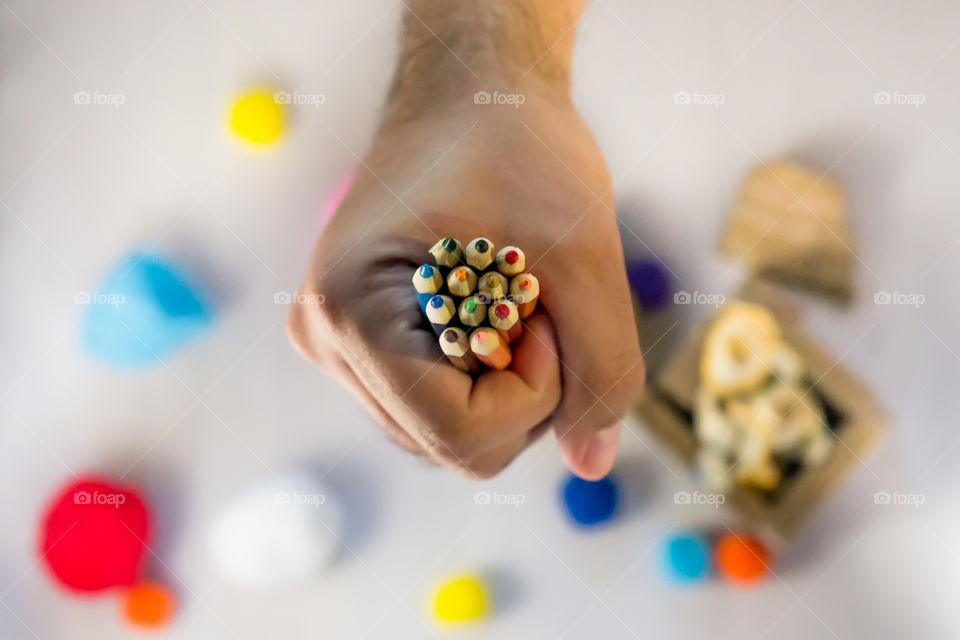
207, 471, 342, 588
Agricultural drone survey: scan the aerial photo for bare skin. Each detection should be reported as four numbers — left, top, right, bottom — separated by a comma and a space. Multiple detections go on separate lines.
288, 0, 644, 479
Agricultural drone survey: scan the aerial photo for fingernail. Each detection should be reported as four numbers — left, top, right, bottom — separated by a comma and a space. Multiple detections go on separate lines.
583, 423, 620, 475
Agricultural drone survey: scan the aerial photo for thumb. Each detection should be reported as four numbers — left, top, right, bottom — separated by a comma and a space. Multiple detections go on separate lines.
555, 420, 621, 481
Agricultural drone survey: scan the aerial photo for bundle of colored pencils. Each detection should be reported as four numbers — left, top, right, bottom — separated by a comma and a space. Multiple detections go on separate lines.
412, 237, 540, 373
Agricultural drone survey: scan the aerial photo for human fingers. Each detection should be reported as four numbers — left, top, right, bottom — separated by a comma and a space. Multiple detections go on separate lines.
538, 229, 645, 480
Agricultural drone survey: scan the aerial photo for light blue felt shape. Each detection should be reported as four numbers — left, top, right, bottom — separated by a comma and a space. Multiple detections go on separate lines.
661, 532, 712, 583
82, 251, 212, 366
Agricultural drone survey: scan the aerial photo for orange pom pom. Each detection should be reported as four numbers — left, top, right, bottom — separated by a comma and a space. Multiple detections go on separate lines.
716, 533, 770, 585
122, 582, 175, 629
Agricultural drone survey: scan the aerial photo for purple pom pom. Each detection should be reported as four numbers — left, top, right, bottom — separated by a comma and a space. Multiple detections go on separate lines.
626, 258, 671, 311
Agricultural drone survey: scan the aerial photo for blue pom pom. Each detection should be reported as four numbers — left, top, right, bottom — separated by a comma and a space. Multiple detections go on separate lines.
625, 258, 671, 311
661, 532, 711, 583
561, 473, 619, 527
82, 251, 212, 366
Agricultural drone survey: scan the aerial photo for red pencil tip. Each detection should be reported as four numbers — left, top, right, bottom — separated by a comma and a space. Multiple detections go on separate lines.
495, 304, 510, 319
505, 250, 519, 264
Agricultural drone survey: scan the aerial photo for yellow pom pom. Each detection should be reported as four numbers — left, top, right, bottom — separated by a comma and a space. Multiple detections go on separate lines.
431, 574, 488, 624
229, 90, 283, 145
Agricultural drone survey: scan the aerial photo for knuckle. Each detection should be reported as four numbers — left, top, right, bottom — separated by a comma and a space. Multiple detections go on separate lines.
423, 421, 480, 467
285, 302, 324, 366
461, 463, 502, 480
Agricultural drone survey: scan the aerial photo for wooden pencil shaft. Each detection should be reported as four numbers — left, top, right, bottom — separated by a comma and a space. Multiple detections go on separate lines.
447, 266, 477, 297
466, 237, 495, 271
495, 246, 525, 277
509, 273, 540, 319
479, 272, 508, 303
412, 264, 443, 293
430, 237, 463, 268
458, 296, 487, 327
425, 295, 456, 335
470, 327, 512, 370
489, 300, 523, 343
440, 328, 483, 373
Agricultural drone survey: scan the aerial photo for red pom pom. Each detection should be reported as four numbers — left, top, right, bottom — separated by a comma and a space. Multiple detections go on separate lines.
39, 477, 150, 592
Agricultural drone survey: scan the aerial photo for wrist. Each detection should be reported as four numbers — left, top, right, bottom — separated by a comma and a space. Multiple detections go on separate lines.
383, 0, 583, 125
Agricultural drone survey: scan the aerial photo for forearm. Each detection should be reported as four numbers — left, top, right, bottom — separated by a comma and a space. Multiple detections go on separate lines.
383, 0, 586, 126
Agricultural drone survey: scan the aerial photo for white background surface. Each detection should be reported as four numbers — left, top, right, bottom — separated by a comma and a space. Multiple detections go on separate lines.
2, 1, 959, 638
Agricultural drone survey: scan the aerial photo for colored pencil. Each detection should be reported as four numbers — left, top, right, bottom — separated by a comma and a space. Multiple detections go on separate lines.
465, 237, 495, 272
424, 295, 456, 336
495, 246, 525, 277
469, 327, 512, 370
478, 271, 508, 304
458, 295, 487, 328
489, 299, 524, 343
446, 265, 477, 297
429, 237, 463, 273
411, 264, 443, 308
439, 327, 483, 373
509, 273, 540, 319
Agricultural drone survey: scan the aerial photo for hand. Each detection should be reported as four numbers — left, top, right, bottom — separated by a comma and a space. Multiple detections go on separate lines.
287, 0, 644, 478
